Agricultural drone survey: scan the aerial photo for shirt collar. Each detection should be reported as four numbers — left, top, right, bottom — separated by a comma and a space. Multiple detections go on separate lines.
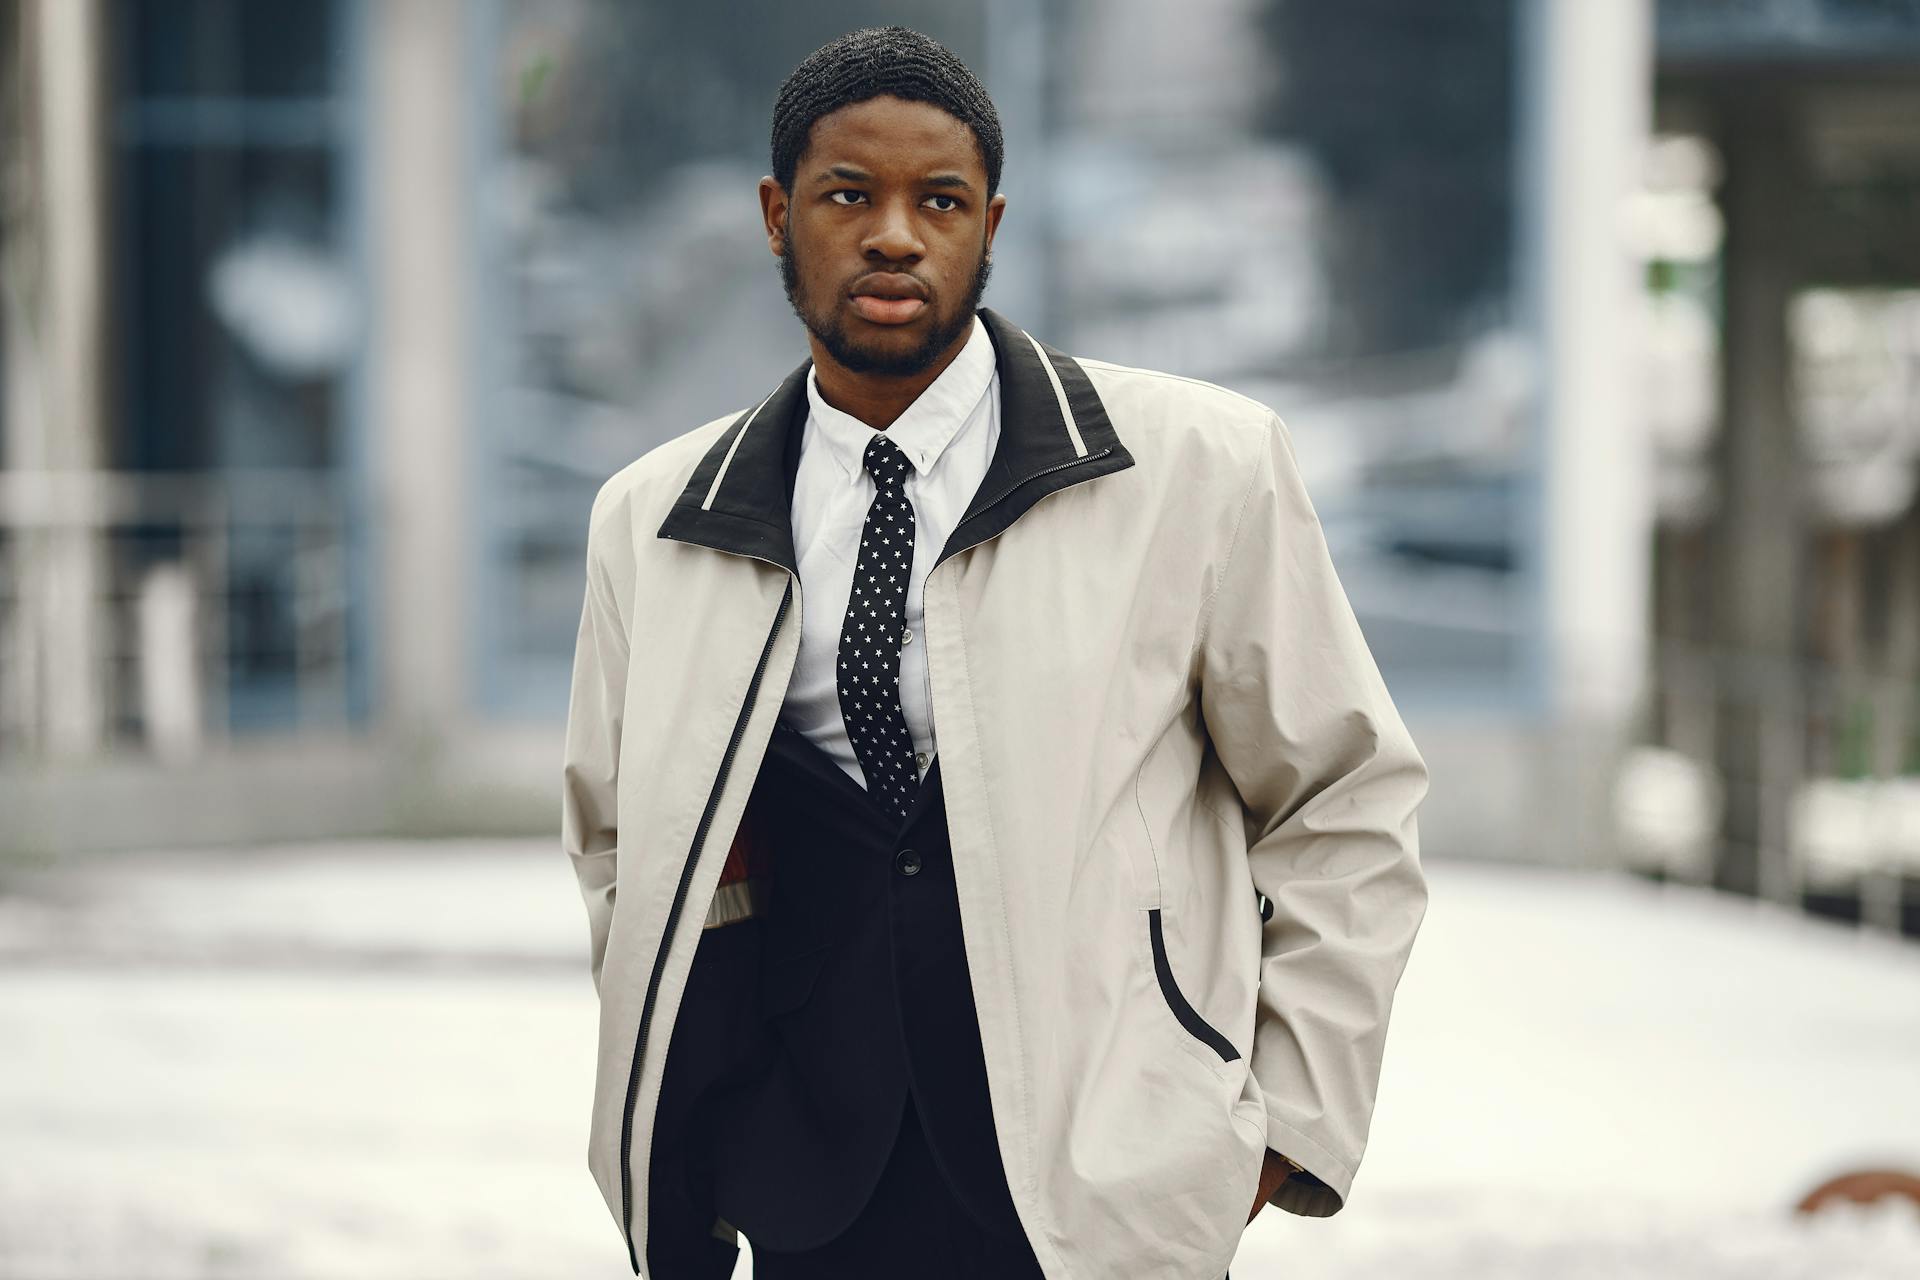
805, 312, 995, 485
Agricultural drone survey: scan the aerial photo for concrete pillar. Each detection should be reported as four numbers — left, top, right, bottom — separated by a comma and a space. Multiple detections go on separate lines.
0, 0, 111, 759
983, 0, 1054, 335
365, 0, 473, 736
1525, 0, 1657, 863
1711, 95, 1806, 903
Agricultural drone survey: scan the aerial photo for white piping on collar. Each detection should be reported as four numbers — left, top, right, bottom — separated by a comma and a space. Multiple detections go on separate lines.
702, 389, 776, 511
708, 329, 1085, 512
1022, 329, 1089, 458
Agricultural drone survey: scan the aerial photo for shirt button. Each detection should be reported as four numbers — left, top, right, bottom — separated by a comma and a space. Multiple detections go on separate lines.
915, 752, 928, 768
895, 848, 923, 877
901, 627, 913, 645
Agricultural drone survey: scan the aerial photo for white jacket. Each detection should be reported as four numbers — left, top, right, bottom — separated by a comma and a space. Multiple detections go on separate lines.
561, 306, 1430, 1278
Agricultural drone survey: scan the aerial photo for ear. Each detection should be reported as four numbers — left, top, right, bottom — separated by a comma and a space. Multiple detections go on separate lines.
758, 176, 789, 257
983, 191, 1008, 261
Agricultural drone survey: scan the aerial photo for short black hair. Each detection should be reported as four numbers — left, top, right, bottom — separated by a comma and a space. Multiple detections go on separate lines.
770, 26, 1004, 198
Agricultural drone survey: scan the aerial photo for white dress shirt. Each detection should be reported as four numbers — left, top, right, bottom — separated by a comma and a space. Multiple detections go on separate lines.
780, 312, 1000, 791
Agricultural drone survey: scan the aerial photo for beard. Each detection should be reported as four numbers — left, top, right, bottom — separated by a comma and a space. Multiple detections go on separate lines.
778, 213, 993, 377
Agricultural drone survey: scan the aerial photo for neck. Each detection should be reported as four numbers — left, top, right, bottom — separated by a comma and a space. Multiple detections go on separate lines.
808, 317, 974, 430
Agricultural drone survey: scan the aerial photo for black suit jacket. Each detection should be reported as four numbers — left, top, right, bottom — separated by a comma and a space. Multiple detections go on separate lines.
646, 724, 1025, 1274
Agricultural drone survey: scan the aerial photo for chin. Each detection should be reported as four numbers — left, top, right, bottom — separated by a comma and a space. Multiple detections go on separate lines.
824, 324, 948, 377
838, 348, 940, 378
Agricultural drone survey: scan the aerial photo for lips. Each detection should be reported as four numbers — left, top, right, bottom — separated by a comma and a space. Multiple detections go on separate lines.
849, 273, 929, 325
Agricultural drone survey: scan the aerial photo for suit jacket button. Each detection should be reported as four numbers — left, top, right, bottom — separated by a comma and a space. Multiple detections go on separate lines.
895, 848, 922, 876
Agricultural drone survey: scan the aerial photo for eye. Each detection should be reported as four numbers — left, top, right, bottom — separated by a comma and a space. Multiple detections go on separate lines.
924, 194, 961, 212
828, 190, 867, 206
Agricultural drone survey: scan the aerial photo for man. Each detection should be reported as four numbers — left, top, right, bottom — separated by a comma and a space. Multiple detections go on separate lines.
561, 25, 1429, 1280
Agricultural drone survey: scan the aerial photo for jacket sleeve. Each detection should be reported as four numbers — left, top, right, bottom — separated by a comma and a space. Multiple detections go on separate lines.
561, 501, 630, 999
1196, 410, 1430, 1218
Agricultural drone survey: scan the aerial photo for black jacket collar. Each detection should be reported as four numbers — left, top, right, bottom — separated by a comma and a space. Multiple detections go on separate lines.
657, 307, 1134, 576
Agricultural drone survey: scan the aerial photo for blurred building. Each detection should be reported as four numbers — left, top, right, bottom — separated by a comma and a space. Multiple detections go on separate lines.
1628, 0, 1920, 931
1, 0, 1915, 934
1, 0, 484, 851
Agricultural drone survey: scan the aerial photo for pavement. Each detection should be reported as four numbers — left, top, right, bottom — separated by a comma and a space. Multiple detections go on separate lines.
2, 841, 1919, 1278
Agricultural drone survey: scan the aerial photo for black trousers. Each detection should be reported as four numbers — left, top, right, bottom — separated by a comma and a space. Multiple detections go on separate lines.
748, 1089, 1047, 1280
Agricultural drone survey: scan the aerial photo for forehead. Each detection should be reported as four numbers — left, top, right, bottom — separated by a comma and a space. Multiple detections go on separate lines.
801, 95, 985, 178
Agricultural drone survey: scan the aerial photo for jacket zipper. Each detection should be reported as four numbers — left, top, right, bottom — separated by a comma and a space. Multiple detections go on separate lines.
984, 445, 1111, 512
938, 447, 1113, 569
618, 573, 794, 1274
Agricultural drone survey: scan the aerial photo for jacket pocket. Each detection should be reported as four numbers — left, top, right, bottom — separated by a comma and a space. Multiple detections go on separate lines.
1146, 908, 1240, 1065
760, 943, 833, 1017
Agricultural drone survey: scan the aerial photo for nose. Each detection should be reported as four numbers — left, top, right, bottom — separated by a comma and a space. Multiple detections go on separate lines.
860, 195, 925, 263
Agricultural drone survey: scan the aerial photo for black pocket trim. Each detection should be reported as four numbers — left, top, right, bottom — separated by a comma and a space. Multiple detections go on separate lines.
1147, 908, 1240, 1063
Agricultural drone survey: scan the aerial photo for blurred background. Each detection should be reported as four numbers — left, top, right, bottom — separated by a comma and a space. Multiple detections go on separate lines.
2, 0, 1919, 1276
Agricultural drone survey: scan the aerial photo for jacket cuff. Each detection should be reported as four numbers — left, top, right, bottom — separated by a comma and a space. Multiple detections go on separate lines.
1263, 1111, 1354, 1218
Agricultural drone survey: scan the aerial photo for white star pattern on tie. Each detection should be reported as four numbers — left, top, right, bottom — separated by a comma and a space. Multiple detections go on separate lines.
836, 431, 922, 823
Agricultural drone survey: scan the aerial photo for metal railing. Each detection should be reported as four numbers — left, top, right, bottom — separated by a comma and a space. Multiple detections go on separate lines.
1620, 637, 1920, 934
0, 468, 362, 761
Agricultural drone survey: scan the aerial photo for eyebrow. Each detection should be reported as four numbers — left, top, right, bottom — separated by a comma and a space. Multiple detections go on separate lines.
813, 164, 975, 192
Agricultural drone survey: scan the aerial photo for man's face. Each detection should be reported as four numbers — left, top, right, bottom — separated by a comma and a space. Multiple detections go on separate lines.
760, 95, 1007, 377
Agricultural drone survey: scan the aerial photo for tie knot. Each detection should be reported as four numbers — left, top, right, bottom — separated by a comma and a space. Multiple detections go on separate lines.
863, 432, 913, 497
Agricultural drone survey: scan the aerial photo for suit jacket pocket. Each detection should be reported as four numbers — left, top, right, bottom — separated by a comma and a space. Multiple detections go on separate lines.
760, 942, 834, 1017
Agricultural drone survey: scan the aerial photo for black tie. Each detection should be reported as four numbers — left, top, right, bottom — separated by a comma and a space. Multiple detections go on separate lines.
837, 431, 921, 823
